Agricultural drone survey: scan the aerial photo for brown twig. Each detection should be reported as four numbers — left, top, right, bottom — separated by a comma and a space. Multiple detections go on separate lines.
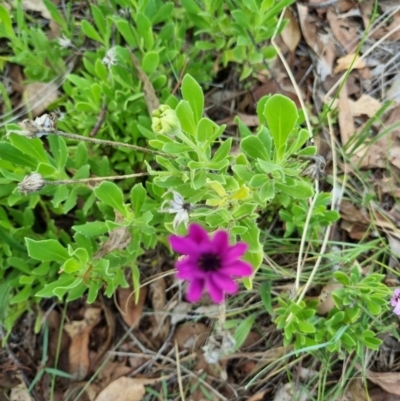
90, 101, 107, 137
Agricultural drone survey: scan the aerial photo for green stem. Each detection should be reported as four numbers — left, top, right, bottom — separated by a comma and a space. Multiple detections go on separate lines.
51, 131, 176, 159
44, 172, 149, 186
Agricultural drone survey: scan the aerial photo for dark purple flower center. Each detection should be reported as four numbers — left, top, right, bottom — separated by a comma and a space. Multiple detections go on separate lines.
198, 252, 221, 272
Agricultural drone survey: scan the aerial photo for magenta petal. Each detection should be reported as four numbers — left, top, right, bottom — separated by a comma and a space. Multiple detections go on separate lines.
186, 278, 204, 302
394, 302, 400, 316
169, 235, 198, 255
225, 242, 248, 263
211, 273, 238, 294
206, 278, 224, 303
176, 259, 203, 279
188, 224, 209, 245
221, 261, 253, 277
211, 230, 229, 254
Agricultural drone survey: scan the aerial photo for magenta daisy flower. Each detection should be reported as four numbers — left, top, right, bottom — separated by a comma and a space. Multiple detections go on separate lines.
391, 288, 400, 315
169, 224, 253, 304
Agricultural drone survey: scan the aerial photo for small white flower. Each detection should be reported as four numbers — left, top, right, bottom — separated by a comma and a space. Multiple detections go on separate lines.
160, 191, 190, 231
18, 173, 46, 195
102, 47, 118, 68
57, 35, 72, 48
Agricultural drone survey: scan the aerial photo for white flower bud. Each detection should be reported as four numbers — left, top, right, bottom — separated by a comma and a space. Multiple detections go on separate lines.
18, 173, 46, 195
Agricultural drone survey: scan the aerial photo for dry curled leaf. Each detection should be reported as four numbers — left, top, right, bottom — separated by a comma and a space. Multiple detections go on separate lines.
365, 369, 400, 396
316, 282, 343, 315
117, 286, 147, 328
94, 377, 166, 401
281, 8, 301, 53
22, 82, 59, 117
334, 54, 366, 74
174, 323, 211, 351
150, 277, 170, 345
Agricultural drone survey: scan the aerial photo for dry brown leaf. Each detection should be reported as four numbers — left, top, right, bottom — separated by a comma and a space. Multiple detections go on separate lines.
281, 8, 301, 53
247, 390, 273, 401
326, 8, 359, 54
117, 286, 147, 327
297, 4, 336, 80
64, 307, 101, 381
94, 377, 165, 401
366, 370, 400, 396
390, 147, 400, 169
273, 383, 311, 401
334, 54, 366, 74
67, 324, 93, 381
94, 212, 131, 259
339, 378, 369, 401
338, 83, 355, 146
349, 95, 382, 118
174, 323, 211, 351
22, 0, 51, 19
22, 82, 59, 117
150, 277, 170, 345
98, 361, 133, 388
170, 301, 192, 325
316, 282, 343, 315
9, 376, 33, 401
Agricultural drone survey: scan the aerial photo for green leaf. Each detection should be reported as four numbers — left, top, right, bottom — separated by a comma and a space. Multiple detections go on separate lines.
0, 142, 36, 168
196, 117, 220, 143
142, 51, 159, 75
233, 315, 255, 350
360, 336, 382, 351
249, 174, 268, 188
26, 239, 69, 262
9, 135, 49, 164
212, 138, 232, 163
130, 183, 146, 217
72, 221, 109, 237
81, 20, 104, 43
264, 94, 298, 159
162, 143, 193, 153
297, 321, 315, 334
241, 136, 270, 161
259, 181, 275, 202
94, 181, 127, 216
91, 4, 107, 38
0, 4, 14, 38
48, 135, 68, 170
43, 0, 68, 30
366, 299, 381, 315
333, 271, 350, 286
260, 281, 272, 314
10, 285, 31, 304
176, 100, 196, 136
181, 74, 204, 124
287, 128, 310, 155
136, 12, 153, 49
115, 18, 137, 47
276, 179, 313, 199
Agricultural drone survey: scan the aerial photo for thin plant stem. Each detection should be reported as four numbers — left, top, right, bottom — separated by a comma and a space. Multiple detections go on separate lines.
44, 172, 149, 186
51, 130, 176, 159
271, 8, 319, 294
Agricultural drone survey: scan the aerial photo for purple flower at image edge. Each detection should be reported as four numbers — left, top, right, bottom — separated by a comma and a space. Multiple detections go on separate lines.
391, 288, 400, 315
169, 224, 253, 304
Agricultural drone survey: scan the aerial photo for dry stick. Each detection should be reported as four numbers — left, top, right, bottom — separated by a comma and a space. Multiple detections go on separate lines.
271, 8, 317, 294
90, 101, 107, 137
175, 341, 186, 401
294, 114, 342, 308
51, 130, 176, 159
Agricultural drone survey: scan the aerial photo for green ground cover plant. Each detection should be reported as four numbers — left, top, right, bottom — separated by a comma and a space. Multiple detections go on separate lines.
0, 0, 397, 400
